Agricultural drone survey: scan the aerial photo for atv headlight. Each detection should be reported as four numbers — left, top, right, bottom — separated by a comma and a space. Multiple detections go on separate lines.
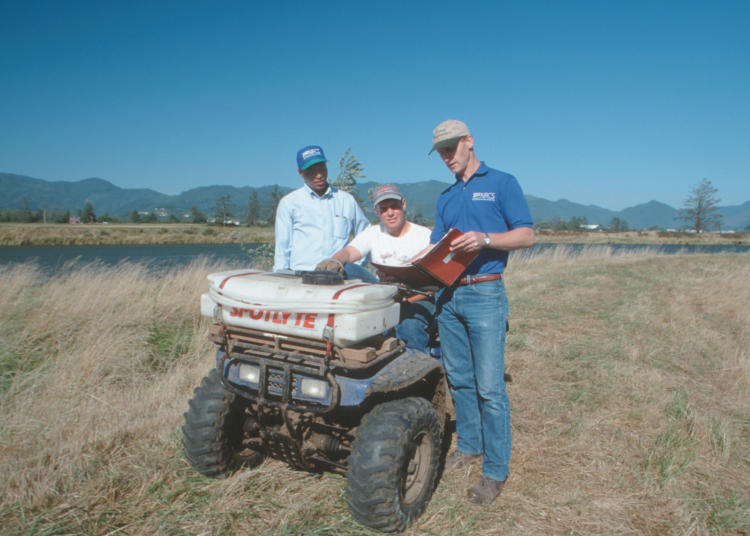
300, 378, 329, 399
238, 364, 260, 384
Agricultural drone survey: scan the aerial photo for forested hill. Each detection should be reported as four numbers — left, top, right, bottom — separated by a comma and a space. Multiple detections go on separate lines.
2, 172, 749, 230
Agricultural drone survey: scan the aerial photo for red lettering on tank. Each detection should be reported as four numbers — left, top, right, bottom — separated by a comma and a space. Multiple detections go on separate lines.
229, 308, 316, 329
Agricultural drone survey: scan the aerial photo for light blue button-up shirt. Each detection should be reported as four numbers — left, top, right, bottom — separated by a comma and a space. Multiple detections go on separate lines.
273, 183, 369, 271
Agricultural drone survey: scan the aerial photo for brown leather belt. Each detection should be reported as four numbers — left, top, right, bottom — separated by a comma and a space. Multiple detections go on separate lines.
457, 273, 502, 286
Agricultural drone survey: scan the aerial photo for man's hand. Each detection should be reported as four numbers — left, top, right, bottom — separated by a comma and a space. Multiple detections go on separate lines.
450, 231, 487, 254
450, 228, 535, 253
315, 258, 345, 274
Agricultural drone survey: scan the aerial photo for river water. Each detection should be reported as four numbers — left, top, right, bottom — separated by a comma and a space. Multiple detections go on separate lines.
1, 242, 748, 274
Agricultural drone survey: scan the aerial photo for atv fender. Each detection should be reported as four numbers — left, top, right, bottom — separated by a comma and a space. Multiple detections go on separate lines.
365, 349, 443, 396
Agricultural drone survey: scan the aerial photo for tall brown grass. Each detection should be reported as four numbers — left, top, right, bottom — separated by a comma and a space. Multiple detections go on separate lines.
1, 250, 748, 535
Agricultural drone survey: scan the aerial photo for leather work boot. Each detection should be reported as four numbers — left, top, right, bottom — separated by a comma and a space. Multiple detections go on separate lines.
467, 475, 506, 504
444, 450, 482, 471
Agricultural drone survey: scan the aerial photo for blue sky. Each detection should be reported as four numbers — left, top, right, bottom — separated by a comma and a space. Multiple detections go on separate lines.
1, 0, 748, 210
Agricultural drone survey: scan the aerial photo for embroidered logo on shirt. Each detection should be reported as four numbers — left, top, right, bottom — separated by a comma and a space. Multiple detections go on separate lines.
472, 192, 496, 201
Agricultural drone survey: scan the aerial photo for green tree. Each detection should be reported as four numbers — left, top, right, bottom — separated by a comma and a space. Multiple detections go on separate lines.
130, 210, 141, 223
190, 206, 206, 223
20, 198, 33, 223
408, 209, 428, 226
334, 147, 366, 205
214, 195, 233, 225
269, 186, 282, 225
81, 202, 96, 223
608, 217, 629, 233
676, 178, 723, 232
552, 216, 587, 231
168, 213, 180, 223
246, 190, 260, 226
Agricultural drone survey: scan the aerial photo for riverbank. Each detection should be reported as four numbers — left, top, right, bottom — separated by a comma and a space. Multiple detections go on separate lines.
2, 222, 748, 246
2, 252, 748, 534
0, 223, 274, 246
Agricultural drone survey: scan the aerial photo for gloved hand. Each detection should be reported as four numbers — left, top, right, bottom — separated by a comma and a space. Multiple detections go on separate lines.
315, 258, 345, 275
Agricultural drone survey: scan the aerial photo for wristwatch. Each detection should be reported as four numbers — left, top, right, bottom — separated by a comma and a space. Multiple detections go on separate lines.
483, 233, 491, 247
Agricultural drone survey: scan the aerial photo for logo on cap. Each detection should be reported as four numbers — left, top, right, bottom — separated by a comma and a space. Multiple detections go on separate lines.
297, 145, 327, 170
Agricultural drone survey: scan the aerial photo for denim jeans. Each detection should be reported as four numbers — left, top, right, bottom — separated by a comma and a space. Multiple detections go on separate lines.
343, 262, 378, 283
436, 278, 510, 481
396, 299, 436, 354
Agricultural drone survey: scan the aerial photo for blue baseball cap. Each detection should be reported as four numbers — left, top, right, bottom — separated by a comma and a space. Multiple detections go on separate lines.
296, 145, 327, 170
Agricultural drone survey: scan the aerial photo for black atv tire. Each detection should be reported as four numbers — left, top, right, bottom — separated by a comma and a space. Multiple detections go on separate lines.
181, 369, 263, 477
345, 397, 443, 533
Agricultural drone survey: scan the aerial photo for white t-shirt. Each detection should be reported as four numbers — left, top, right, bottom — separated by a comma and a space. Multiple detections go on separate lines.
349, 222, 432, 266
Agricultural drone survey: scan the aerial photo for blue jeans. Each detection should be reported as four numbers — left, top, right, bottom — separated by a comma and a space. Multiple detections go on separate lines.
436, 278, 510, 481
343, 262, 378, 283
396, 299, 436, 354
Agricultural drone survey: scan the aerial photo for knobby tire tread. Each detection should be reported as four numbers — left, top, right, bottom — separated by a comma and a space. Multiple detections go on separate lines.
181, 369, 256, 477
345, 397, 442, 533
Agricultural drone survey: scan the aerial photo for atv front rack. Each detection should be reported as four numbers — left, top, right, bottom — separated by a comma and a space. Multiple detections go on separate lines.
211, 324, 404, 414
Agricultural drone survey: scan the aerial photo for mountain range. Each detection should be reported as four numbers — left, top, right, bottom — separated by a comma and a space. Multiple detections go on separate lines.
2, 172, 749, 230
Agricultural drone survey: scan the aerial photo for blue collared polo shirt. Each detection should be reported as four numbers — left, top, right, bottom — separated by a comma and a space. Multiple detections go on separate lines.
430, 162, 533, 275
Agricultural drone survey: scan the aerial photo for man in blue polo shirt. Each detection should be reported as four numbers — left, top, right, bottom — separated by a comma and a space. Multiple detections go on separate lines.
273, 145, 369, 272
429, 119, 534, 504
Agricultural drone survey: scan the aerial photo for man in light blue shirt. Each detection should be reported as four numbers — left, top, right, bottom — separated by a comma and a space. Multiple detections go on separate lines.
273, 145, 369, 271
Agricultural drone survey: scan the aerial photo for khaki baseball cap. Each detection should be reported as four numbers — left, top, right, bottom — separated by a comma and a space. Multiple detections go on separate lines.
429, 119, 470, 154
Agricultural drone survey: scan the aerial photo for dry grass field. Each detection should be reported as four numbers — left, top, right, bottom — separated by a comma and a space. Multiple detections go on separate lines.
1, 249, 748, 535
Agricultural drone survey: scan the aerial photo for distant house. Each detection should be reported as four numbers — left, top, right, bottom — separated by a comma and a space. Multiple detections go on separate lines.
580, 224, 602, 231
69, 217, 81, 224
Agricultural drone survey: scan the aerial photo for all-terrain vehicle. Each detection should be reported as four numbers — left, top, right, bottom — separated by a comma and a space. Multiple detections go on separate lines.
182, 269, 453, 533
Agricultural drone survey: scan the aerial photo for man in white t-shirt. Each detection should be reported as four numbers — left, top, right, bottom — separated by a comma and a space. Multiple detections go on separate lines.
316, 184, 435, 353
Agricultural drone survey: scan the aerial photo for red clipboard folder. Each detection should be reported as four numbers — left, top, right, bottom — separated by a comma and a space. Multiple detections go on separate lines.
371, 228, 479, 288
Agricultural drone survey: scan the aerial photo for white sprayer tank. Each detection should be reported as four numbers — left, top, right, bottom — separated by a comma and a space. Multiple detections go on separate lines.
201, 270, 401, 347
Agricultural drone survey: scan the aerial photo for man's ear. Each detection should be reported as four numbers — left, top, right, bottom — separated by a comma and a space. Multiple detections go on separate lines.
465, 135, 475, 151
401, 199, 407, 211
